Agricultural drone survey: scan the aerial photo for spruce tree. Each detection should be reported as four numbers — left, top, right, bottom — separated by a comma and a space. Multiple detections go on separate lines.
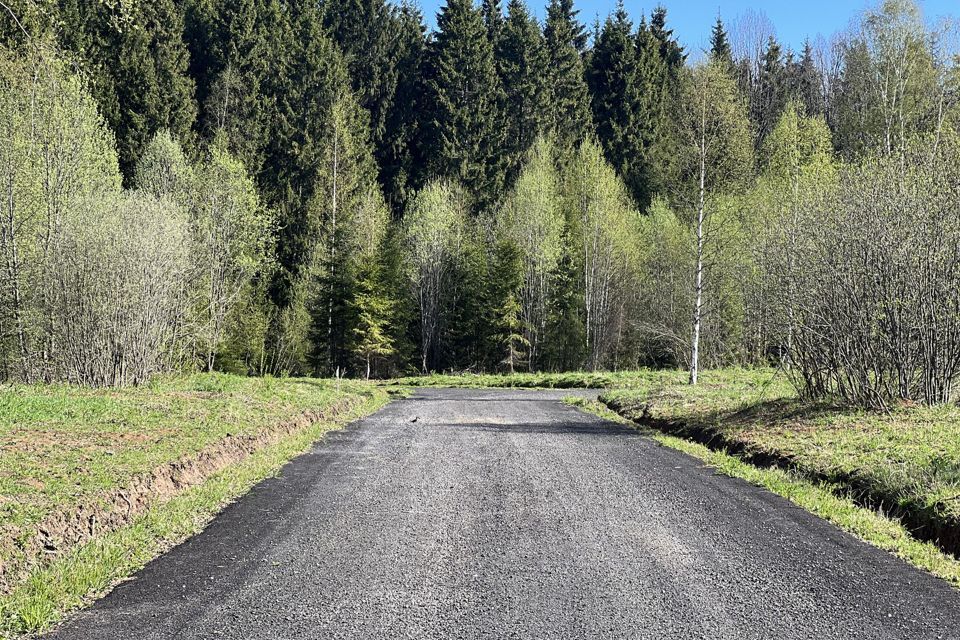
53, 0, 197, 181
588, 4, 641, 202
794, 40, 825, 116
754, 35, 789, 146
425, 0, 504, 213
543, 0, 591, 151
481, 0, 505, 45
649, 5, 685, 73
632, 18, 671, 209
496, 0, 549, 186
709, 15, 733, 69
321, 0, 428, 214
184, 0, 286, 175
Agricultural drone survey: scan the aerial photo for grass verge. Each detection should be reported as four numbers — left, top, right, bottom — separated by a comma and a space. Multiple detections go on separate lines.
385, 369, 702, 389
564, 396, 960, 588
601, 370, 960, 557
0, 375, 390, 638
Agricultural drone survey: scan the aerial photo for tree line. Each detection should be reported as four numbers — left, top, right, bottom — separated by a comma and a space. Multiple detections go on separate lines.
1, 0, 959, 407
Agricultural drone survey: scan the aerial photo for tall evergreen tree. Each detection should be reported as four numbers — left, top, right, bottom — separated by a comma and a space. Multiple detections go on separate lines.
649, 5, 685, 73
543, 0, 591, 151
496, 0, 549, 185
793, 40, 825, 116
381, 3, 429, 213
183, 0, 286, 175
425, 0, 505, 213
754, 35, 789, 145
54, 0, 197, 181
632, 18, 671, 209
320, 0, 427, 213
709, 15, 733, 69
481, 0, 505, 44
588, 4, 640, 200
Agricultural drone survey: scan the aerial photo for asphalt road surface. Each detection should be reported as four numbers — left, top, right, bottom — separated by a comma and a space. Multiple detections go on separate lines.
48, 388, 960, 639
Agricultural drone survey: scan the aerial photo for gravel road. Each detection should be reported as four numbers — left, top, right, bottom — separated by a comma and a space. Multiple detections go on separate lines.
47, 388, 960, 639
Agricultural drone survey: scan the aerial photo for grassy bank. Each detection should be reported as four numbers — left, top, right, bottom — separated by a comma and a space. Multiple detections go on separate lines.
0, 374, 390, 637
564, 396, 960, 587
600, 370, 960, 557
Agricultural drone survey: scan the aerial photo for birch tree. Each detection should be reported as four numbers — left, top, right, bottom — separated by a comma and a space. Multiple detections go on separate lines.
403, 179, 468, 372
0, 43, 120, 382
676, 60, 753, 384
565, 139, 640, 371
192, 142, 270, 372
500, 136, 563, 370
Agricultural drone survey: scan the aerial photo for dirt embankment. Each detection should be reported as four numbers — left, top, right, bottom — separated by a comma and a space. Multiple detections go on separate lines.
0, 395, 362, 594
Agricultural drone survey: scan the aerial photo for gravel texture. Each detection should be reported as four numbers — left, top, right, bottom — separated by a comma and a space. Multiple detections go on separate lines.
48, 388, 960, 639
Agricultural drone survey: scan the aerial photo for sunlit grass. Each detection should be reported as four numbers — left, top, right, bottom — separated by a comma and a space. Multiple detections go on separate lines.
0, 374, 389, 638
564, 396, 960, 588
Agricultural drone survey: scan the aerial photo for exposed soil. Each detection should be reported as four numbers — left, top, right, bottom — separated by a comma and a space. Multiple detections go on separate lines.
0, 395, 362, 594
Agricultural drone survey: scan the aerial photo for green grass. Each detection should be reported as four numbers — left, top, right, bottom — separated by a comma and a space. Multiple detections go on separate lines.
564, 396, 960, 588
387, 369, 700, 389
0, 374, 390, 637
601, 370, 960, 546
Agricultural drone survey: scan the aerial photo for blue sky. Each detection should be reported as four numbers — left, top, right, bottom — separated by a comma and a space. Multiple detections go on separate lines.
418, 0, 958, 55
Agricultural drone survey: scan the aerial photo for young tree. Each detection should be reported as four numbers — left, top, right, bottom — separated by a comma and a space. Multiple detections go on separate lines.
501, 137, 564, 370
565, 139, 641, 371
832, 0, 942, 158
309, 95, 387, 376
134, 130, 196, 206
351, 261, 395, 379
0, 42, 121, 382
754, 101, 835, 362
403, 179, 469, 372
192, 142, 271, 372
676, 61, 753, 384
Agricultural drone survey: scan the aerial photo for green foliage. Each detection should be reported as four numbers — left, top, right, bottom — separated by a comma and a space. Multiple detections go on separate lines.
321, 0, 428, 213
496, 0, 549, 186
543, 0, 591, 152
0, 42, 124, 383
675, 60, 755, 199
564, 139, 642, 370
351, 261, 396, 379
426, 0, 504, 213
52, 0, 197, 181
501, 137, 563, 369
402, 179, 469, 372
134, 129, 196, 206
709, 16, 733, 69
832, 0, 942, 158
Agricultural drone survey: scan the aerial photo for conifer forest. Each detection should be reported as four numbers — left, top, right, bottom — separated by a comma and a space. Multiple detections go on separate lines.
1, 0, 959, 409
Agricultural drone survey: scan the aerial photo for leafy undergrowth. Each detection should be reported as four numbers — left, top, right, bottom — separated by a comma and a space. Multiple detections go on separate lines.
564, 397, 960, 588
0, 374, 389, 637
601, 370, 960, 557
